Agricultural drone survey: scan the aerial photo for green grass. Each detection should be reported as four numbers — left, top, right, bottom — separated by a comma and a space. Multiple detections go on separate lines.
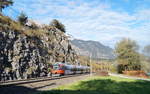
38, 76, 150, 94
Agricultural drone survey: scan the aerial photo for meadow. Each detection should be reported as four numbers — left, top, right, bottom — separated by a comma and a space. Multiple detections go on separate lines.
38, 76, 150, 94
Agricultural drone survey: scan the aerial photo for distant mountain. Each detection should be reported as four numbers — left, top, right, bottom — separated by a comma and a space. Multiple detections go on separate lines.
71, 39, 115, 59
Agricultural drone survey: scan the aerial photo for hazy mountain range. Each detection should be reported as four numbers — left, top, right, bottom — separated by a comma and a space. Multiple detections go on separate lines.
71, 39, 115, 59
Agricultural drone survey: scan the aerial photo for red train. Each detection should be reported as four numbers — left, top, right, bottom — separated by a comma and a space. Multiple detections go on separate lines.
51, 62, 90, 76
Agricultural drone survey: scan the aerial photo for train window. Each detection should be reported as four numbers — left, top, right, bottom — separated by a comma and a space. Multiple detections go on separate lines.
59, 66, 66, 70
53, 64, 66, 70
53, 65, 59, 70
65, 66, 70, 70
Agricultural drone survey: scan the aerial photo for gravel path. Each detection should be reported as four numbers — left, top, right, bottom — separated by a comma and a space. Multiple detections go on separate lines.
0, 74, 90, 94
109, 73, 150, 81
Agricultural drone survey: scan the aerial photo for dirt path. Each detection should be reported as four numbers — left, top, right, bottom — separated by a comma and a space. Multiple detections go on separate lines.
109, 73, 150, 81
0, 74, 90, 94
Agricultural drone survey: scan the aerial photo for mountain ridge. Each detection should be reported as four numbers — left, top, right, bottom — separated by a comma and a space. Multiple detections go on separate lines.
71, 39, 115, 59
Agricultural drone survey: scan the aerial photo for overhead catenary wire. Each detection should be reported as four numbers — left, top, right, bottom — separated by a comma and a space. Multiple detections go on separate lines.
4, 6, 33, 21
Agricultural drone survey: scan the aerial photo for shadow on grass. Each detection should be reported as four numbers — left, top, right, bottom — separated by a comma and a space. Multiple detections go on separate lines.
39, 79, 150, 94
0, 85, 38, 94
1, 79, 150, 94
0, 83, 56, 94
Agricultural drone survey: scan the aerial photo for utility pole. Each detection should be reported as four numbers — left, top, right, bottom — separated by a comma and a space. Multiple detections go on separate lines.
90, 53, 92, 76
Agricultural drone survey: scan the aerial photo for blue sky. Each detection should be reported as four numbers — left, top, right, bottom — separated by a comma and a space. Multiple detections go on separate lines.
3, 0, 150, 49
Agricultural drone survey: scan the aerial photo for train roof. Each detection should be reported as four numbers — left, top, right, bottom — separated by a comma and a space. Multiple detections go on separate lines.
53, 62, 89, 68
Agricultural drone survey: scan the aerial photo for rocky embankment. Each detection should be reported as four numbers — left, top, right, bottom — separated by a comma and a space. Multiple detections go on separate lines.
0, 15, 78, 81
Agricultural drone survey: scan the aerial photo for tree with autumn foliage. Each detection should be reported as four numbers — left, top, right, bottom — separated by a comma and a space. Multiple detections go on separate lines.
115, 38, 141, 73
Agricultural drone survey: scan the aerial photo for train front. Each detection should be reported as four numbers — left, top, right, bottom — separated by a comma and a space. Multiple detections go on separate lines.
52, 62, 65, 76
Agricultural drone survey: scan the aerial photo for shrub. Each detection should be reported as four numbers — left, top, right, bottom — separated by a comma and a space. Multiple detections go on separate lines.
0, 15, 22, 31
123, 70, 148, 78
50, 19, 66, 33
17, 12, 28, 26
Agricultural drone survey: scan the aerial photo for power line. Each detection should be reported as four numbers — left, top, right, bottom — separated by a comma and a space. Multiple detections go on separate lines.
5, 6, 33, 20
9, 7, 20, 15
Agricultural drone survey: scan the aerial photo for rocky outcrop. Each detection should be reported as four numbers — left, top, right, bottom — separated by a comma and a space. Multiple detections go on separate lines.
0, 27, 78, 81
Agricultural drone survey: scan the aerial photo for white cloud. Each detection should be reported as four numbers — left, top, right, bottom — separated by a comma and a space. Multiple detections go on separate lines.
9, 0, 150, 48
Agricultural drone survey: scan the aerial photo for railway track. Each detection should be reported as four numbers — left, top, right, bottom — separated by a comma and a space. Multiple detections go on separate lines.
0, 73, 90, 94
0, 73, 89, 86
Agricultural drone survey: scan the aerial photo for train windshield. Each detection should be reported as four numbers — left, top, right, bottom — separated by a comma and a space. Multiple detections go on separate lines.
53, 64, 65, 70
53, 65, 59, 70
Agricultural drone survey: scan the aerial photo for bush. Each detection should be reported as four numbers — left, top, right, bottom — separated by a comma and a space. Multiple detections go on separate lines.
117, 64, 125, 73
50, 19, 66, 33
95, 71, 109, 76
123, 70, 148, 78
0, 15, 22, 31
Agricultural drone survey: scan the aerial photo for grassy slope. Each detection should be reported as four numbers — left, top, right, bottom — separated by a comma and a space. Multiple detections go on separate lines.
38, 76, 150, 94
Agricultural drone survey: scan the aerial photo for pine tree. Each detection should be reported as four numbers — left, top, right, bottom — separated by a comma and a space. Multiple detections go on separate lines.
0, 0, 13, 12
17, 12, 28, 26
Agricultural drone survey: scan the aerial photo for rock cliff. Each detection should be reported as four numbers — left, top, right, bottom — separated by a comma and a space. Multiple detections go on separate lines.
0, 15, 78, 81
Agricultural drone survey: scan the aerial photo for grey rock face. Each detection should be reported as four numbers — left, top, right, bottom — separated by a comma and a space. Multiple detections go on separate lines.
0, 28, 77, 81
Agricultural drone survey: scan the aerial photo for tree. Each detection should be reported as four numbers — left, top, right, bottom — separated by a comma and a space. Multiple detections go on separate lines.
0, 0, 13, 12
115, 38, 141, 73
17, 12, 28, 26
50, 19, 66, 33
